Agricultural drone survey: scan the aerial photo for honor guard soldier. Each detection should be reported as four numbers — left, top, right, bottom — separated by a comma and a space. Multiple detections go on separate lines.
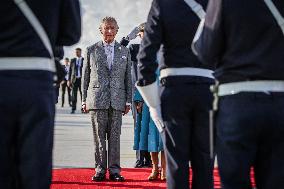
0, 0, 81, 188
193, 0, 284, 188
136, 0, 215, 188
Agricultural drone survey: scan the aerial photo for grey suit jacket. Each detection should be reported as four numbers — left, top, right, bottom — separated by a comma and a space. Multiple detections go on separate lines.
82, 41, 132, 111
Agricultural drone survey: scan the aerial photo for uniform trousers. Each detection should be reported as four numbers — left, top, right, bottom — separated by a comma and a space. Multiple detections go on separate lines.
0, 71, 55, 189
216, 92, 284, 189
160, 76, 215, 189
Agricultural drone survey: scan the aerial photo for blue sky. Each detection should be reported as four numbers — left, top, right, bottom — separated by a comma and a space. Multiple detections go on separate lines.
64, 0, 153, 59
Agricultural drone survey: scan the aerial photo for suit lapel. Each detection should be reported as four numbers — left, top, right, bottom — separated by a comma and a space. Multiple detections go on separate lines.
112, 41, 121, 72
96, 41, 109, 70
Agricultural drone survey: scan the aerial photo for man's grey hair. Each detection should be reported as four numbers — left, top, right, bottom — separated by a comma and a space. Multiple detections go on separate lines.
99, 16, 119, 31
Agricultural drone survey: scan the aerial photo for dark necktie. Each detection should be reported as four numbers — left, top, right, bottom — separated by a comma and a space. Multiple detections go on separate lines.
76, 59, 80, 77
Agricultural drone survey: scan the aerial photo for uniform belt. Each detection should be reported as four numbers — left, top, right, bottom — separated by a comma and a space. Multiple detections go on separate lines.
218, 81, 284, 96
0, 57, 55, 72
159, 68, 214, 80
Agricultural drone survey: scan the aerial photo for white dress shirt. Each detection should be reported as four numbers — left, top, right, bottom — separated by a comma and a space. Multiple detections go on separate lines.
76, 57, 82, 78
103, 41, 115, 70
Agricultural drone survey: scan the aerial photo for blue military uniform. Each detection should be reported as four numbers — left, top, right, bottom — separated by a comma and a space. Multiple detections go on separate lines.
0, 1, 81, 188
194, 0, 284, 188
137, 0, 214, 188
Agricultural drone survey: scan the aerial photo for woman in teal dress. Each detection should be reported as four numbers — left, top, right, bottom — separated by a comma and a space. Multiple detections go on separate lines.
133, 24, 166, 181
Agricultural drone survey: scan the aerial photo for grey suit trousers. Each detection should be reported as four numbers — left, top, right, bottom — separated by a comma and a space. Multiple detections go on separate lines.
90, 108, 122, 175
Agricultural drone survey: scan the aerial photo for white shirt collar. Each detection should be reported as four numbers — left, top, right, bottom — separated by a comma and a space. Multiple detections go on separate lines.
103, 40, 115, 47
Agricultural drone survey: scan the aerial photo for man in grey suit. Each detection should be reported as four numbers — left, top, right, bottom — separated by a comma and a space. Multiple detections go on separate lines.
81, 16, 132, 182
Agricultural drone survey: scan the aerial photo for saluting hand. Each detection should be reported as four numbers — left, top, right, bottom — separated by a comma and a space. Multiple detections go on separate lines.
127, 27, 139, 41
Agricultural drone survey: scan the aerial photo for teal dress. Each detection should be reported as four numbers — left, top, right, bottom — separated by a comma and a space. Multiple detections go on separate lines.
133, 89, 149, 151
141, 104, 163, 152
133, 88, 163, 152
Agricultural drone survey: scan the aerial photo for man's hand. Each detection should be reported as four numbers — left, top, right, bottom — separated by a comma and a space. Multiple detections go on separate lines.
123, 105, 131, 116
81, 103, 89, 114
135, 102, 143, 113
127, 27, 139, 41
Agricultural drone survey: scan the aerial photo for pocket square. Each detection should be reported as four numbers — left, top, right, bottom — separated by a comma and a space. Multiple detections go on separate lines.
122, 56, 127, 59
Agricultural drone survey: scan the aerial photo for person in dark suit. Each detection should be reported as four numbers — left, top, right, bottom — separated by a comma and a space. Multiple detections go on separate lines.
193, 0, 284, 188
136, 0, 214, 188
68, 48, 84, 113
60, 57, 72, 107
0, 0, 81, 188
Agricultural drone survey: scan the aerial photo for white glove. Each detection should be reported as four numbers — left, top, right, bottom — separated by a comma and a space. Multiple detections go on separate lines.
149, 106, 165, 133
127, 27, 139, 40
136, 81, 165, 133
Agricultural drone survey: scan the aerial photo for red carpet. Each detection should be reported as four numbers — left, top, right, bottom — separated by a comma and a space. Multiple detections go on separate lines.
52, 168, 255, 189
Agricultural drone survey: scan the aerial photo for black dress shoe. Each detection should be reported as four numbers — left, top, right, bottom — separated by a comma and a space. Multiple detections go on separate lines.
92, 173, 106, 182
134, 160, 144, 168
70, 110, 75, 114
109, 173, 125, 182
